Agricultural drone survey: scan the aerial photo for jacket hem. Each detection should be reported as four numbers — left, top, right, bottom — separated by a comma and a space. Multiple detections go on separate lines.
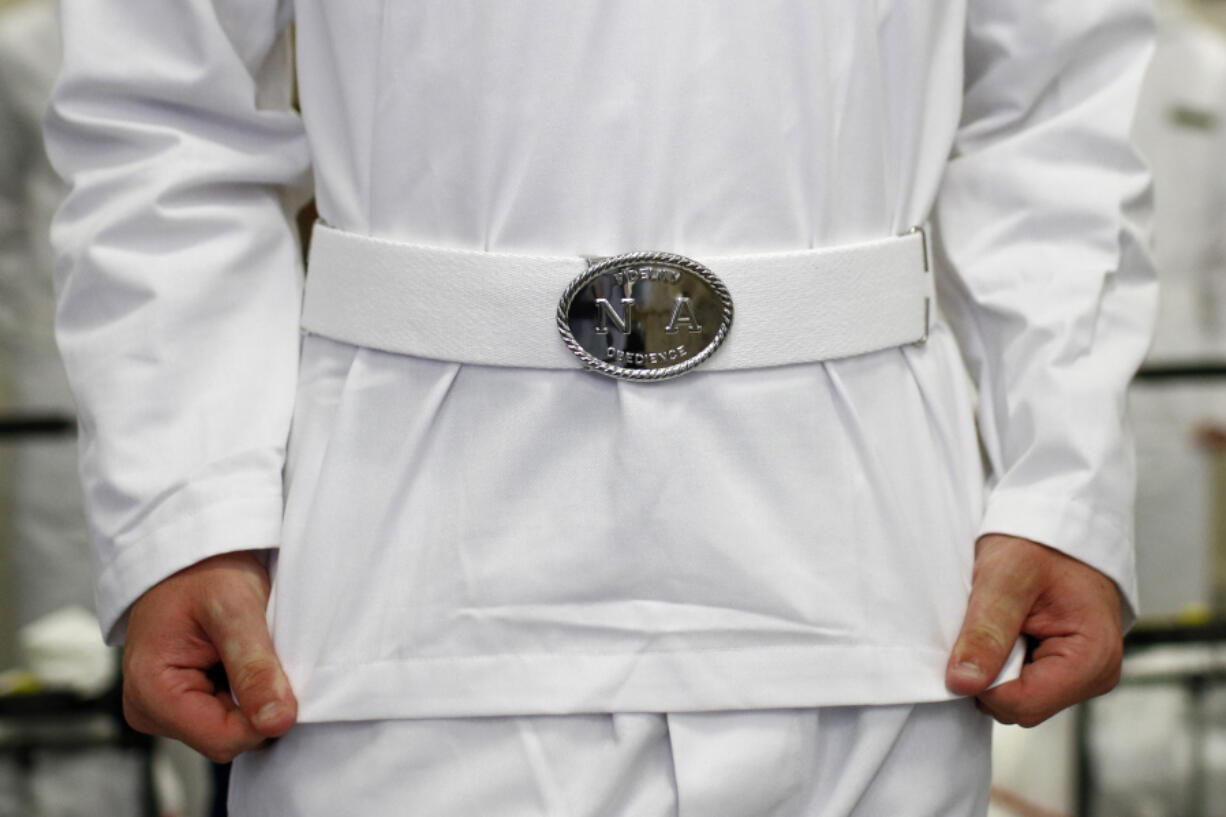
290, 641, 1025, 721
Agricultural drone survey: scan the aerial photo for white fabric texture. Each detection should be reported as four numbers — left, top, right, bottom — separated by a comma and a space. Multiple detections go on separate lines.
229, 700, 991, 817
46, 1, 1154, 718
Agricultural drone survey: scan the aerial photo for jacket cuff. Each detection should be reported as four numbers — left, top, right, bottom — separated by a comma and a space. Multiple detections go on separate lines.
92, 481, 284, 645
978, 489, 1139, 631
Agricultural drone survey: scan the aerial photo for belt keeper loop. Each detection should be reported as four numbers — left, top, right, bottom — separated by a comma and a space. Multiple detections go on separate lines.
910, 224, 932, 343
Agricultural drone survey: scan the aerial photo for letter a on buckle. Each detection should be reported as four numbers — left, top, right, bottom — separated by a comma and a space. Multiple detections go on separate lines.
557, 252, 734, 381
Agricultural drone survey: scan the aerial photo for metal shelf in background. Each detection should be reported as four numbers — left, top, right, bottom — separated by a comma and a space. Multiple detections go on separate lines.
1125, 619, 1226, 648
1076, 620, 1226, 817
0, 413, 75, 438
0, 683, 156, 816
1135, 361, 1226, 381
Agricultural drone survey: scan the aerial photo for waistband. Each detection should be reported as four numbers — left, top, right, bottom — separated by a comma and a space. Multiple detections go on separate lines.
301, 224, 933, 375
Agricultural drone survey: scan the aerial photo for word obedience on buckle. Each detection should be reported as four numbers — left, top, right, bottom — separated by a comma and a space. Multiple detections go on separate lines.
557, 252, 734, 381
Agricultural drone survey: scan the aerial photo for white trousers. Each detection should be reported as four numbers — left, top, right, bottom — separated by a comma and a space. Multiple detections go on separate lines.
229, 700, 990, 816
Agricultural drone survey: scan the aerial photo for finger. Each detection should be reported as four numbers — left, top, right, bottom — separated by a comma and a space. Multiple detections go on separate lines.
127, 665, 270, 763
122, 643, 268, 763
198, 587, 297, 739
977, 633, 1119, 727
121, 600, 265, 761
946, 542, 1042, 696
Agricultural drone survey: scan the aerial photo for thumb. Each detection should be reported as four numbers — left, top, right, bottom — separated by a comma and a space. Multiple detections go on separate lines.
198, 587, 297, 739
946, 536, 1041, 696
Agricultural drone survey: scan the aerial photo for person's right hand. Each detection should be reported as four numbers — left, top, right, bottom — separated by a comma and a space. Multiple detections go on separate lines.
121, 550, 296, 763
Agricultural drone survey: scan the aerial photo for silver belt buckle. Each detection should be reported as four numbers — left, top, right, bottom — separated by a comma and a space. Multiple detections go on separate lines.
557, 252, 734, 382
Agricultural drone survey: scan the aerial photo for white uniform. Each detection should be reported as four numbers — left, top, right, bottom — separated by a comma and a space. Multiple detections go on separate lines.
229, 703, 994, 817
46, 0, 1154, 803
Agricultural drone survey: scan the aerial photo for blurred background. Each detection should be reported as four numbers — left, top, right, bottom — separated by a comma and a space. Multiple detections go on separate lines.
3, 0, 1226, 814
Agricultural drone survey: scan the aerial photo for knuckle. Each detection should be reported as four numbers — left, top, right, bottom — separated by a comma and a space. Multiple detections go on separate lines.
121, 645, 137, 676
201, 592, 256, 629
198, 739, 239, 765
987, 707, 1016, 726
1098, 664, 1122, 696
121, 678, 152, 719
121, 692, 155, 735
231, 657, 280, 697
1088, 640, 1123, 698
998, 697, 1045, 728
197, 579, 267, 630
122, 647, 156, 684
1016, 710, 1049, 729
965, 625, 1012, 658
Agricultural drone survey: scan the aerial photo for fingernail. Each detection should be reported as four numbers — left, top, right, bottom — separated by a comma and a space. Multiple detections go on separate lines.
949, 661, 986, 682
254, 701, 287, 730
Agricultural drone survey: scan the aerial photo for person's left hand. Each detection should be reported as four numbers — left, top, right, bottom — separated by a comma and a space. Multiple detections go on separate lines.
945, 533, 1123, 727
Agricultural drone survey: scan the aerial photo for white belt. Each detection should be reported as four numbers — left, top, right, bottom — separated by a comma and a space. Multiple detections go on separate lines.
302, 223, 933, 378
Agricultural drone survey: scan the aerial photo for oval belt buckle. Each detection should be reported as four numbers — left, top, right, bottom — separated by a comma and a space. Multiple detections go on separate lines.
557, 252, 734, 382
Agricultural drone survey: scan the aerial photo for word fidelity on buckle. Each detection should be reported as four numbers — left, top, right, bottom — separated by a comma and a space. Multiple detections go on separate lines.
557, 252, 734, 382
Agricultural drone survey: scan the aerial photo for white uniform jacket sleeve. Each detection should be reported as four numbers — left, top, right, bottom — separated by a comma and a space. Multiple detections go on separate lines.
44, 0, 311, 643
933, 1, 1158, 625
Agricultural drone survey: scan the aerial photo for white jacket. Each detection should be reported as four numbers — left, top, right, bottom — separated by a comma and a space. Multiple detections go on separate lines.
46, 0, 1156, 720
